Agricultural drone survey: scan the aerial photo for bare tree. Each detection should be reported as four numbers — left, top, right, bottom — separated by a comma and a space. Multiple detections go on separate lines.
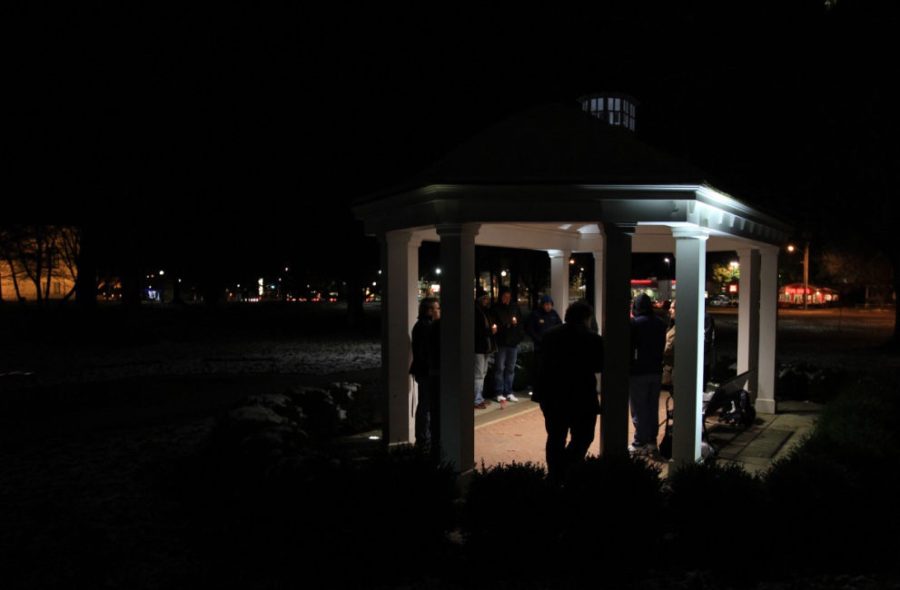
57, 226, 80, 301
0, 226, 25, 302
0, 225, 79, 305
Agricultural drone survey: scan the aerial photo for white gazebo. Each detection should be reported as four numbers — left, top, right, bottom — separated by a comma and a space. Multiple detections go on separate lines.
353, 104, 791, 473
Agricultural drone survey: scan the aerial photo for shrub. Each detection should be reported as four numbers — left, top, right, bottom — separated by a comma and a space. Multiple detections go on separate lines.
666, 461, 767, 572
764, 374, 900, 573
776, 362, 850, 403
560, 455, 664, 573
187, 444, 458, 587
765, 446, 866, 574
461, 461, 560, 566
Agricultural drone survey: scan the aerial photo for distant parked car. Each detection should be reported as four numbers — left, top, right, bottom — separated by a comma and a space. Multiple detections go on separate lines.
709, 294, 734, 307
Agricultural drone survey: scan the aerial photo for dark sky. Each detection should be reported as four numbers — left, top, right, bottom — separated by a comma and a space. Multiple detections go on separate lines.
8, 3, 896, 281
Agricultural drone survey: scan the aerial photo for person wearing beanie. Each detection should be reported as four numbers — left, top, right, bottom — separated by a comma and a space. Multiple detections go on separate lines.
628, 293, 668, 457
526, 294, 562, 353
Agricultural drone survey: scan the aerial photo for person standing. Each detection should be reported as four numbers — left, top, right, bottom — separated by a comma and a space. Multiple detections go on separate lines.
491, 287, 524, 402
474, 288, 498, 409
703, 313, 716, 385
410, 297, 440, 448
525, 294, 562, 352
628, 293, 668, 457
534, 301, 604, 483
662, 300, 676, 394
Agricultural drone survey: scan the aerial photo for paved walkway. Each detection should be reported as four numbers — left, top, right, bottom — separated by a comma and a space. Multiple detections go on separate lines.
474, 393, 820, 477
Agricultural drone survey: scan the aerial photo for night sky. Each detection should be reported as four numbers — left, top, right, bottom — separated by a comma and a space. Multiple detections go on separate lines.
9, 3, 897, 285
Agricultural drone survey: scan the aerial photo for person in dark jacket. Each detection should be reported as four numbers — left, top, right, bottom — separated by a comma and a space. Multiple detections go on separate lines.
535, 301, 604, 483
410, 297, 440, 448
628, 293, 668, 456
525, 294, 563, 352
491, 288, 525, 402
474, 288, 498, 409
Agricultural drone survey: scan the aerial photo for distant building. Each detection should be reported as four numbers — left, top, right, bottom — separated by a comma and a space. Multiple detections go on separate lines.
779, 283, 839, 306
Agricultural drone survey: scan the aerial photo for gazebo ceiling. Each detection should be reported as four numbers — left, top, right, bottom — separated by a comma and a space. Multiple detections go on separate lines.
354, 103, 791, 246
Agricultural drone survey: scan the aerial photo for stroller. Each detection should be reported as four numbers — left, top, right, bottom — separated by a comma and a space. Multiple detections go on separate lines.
659, 372, 755, 461
703, 371, 757, 429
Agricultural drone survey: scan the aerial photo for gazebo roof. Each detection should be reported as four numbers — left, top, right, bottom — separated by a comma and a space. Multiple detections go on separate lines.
409, 103, 707, 186
354, 103, 791, 246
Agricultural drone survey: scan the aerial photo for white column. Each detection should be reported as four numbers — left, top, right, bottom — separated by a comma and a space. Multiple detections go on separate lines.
672, 228, 708, 467
548, 249, 570, 315
381, 230, 419, 444
437, 223, 479, 473
599, 226, 631, 457
737, 248, 761, 395
756, 246, 779, 414
593, 246, 605, 334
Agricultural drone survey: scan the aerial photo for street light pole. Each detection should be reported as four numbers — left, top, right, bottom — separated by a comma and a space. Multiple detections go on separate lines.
803, 241, 810, 310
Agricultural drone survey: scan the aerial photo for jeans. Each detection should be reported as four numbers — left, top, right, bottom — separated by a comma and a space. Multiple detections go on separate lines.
414, 379, 431, 445
414, 377, 440, 454
474, 353, 491, 404
629, 373, 662, 445
493, 346, 518, 396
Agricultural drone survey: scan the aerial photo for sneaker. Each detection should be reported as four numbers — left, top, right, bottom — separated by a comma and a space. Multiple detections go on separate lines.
506, 393, 520, 402
628, 442, 649, 455
629, 442, 660, 457
495, 395, 507, 403
474, 402, 488, 410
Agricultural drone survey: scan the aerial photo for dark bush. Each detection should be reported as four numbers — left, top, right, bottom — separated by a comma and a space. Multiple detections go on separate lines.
185, 443, 458, 587
461, 461, 560, 566
776, 362, 850, 403
561, 455, 664, 573
765, 446, 867, 574
666, 461, 767, 572
765, 375, 900, 573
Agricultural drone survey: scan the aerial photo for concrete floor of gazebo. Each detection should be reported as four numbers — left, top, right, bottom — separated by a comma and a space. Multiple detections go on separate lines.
474, 393, 667, 473
474, 393, 819, 477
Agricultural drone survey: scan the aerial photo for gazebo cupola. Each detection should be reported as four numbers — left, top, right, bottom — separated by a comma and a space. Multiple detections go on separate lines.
579, 92, 638, 131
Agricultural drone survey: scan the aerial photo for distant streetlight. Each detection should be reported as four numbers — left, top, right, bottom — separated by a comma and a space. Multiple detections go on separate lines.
500, 270, 507, 277
435, 268, 442, 275
159, 270, 165, 276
